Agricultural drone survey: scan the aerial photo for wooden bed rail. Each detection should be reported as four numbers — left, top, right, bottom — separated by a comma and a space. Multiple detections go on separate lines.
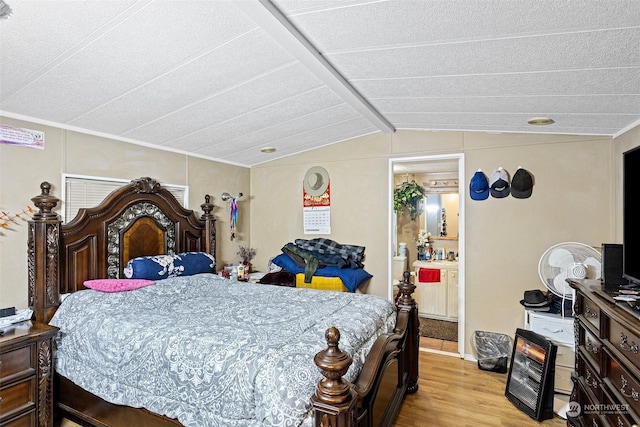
312, 271, 419, 426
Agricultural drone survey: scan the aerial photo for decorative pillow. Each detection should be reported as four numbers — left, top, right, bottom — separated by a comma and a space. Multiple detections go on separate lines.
123, 254, 182, 279
271, 253, 301, 273
176, 252, 216, 276
84, 279, 155, 293
123, 252, 215, 280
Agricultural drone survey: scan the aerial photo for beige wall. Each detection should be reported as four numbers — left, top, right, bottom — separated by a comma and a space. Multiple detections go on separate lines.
251, 129, 629, 358
0, 116, 250, 310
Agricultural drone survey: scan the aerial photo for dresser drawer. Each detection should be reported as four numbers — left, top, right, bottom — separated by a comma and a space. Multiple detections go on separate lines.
0, 377, 36, 423
582, 296, 602, 332
608, 317, 640, 372
580, 320, 602, 372
575, 382, 608, 427
3, 410, 35, 427
579, 351, 603, 402
526, 311, 574, 346
0, 346, 33, 384
556, 343, 575, 367
603, 347, 640, 417
601, 385, 638, 427
555, 365, 574, 394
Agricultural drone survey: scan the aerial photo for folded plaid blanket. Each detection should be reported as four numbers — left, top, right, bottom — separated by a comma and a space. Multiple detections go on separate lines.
294, 238, 365, 264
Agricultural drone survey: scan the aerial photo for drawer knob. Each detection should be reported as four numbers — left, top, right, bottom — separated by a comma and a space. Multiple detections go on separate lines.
586, 337, 599, 354
620, 333, 639, 354
620, 375, 640, 401
585, 306, 598, 318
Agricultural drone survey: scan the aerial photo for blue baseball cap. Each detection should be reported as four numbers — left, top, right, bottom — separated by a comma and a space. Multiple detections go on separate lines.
469, 170, 489, 200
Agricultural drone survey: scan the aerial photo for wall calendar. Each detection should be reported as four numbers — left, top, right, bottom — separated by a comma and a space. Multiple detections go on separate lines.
303, 184, 330, 234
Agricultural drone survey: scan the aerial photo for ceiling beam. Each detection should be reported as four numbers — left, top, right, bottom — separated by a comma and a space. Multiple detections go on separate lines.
235, 0, 395, 133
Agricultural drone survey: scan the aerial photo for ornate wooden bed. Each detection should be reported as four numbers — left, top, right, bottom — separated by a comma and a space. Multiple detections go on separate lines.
27, 177, 419, 427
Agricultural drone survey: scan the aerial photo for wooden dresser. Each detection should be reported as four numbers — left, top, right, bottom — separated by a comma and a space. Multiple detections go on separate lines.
0, 321, 58, 427
569, 278, 640, 427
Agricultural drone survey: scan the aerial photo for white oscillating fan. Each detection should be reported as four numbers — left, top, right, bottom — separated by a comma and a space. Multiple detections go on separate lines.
538, 242, 601, 300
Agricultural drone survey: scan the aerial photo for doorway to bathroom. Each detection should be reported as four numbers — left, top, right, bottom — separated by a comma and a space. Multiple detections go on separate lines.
389, 153, 465, 357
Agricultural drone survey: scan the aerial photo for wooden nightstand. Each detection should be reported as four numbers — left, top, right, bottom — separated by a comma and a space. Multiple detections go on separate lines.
0, 321, 58, 427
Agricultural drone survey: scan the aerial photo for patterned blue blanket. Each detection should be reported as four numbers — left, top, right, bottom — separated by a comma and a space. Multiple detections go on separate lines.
50, 274, 395, 426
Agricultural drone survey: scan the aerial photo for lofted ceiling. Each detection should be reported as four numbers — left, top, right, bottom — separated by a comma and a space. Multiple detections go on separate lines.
1, 0, 639, 168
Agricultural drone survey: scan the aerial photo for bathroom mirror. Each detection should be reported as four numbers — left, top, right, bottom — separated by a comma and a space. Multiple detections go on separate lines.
423, 193, 459, 239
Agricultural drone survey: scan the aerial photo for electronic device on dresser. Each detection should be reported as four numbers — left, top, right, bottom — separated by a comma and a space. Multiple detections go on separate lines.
623, 145, 640, 288
601, 243, 628, 290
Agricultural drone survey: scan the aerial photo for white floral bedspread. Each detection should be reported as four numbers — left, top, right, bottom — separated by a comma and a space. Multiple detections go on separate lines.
49, 273, 396, 426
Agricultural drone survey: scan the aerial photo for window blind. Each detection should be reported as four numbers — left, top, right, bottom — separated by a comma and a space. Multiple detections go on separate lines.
62, 175, 188, 223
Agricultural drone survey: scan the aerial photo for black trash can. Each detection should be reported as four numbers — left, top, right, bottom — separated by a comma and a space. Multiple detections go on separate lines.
471, 330, 512, 373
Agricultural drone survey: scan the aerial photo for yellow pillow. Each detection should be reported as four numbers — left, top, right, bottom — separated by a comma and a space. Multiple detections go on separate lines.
295, 274, 347, 292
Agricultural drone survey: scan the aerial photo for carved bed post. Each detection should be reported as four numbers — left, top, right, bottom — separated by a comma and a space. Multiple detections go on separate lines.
28, 182, 62, 323
200, 194, 216, 261
312, 327, 357, 427
396, 271, 419, 393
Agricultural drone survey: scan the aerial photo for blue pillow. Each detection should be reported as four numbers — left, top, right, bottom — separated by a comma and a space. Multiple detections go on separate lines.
123, 254, 182, 279
123, 252, 215, 280
176, 252, 216, 276
271, 253, 372, 292
271, 253, 301, 273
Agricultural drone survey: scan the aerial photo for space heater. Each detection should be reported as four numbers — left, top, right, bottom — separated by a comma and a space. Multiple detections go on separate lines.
505, 328, 557, 421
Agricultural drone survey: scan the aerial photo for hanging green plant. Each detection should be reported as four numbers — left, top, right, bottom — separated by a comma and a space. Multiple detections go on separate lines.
393, 180, 426, 220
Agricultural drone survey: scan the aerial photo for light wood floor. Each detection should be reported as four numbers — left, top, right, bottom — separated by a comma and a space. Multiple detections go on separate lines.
394, 349, 568, 427
420, 336, 459, 353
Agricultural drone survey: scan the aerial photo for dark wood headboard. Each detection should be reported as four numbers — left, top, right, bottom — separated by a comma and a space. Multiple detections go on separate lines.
27, 177, 216, 323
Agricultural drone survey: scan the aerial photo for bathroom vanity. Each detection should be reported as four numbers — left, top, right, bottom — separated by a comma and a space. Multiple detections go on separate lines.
412, 260, 459, 320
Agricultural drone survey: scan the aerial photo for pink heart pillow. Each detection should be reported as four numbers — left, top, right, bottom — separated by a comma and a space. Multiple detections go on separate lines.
84, 278, 155, 292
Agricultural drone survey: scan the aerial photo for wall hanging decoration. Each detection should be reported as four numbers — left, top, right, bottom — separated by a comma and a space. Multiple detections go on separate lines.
393, 179, 426, 220
303, 166, 331, 234
221, 192, 243, 241
0, 124, 45, 149
0, 205, 34, 236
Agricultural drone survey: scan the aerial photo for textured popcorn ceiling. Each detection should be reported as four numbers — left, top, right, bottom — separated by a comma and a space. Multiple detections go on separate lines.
1, 0, 639, 167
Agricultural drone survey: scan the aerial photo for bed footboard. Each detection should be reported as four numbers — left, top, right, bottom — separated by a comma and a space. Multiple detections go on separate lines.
313, 271, 418, 426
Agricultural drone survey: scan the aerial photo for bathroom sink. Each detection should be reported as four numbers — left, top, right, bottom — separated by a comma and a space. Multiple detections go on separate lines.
412, 260, 458, 269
